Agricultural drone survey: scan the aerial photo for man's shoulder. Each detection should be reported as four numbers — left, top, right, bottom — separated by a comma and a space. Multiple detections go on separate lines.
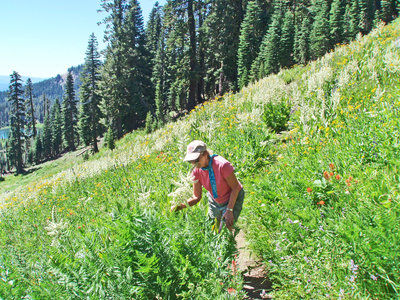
214, 155, 231, 166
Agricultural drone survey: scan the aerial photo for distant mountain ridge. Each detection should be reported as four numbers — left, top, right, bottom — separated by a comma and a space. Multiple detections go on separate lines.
0, 76, 45, 92
0, 65, 83, 127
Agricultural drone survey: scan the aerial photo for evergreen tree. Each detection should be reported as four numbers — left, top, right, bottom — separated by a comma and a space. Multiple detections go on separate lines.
146, 2, 163, 67
78, 33, 102, 153
152, 32, 167, 125
344, 1, 360, 41
187, 0, 198, 111
329, 0, 345, 47
251, 10, 281, 80
43, 94, 50, 118
7, 71, 25, 174
6, 132, 16, 172
104, 126, 115, 150
202, 0, 246, 95
280, 10, 295, 68
294, 12, 312, 64
237, 0, 267, 89
33, 134, 43, 164
310, 0, 331, 59
51, 99, 62, 156
99, 0, 152, 138
42, 114, 52, 158
159, 1, 190, 114
358, 0, 375, 34
62, 72, 78, 151
380, 0, 396, 23
24, 78, 37, 138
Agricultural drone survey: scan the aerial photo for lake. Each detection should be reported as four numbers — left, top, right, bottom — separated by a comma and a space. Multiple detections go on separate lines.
0, 128, 9, 140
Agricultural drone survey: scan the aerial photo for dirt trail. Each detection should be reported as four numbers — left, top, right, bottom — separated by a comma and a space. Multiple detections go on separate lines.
235, 230, 272, 299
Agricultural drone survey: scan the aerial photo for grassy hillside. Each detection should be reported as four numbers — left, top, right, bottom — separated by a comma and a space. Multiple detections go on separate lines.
1, 20, 399, 298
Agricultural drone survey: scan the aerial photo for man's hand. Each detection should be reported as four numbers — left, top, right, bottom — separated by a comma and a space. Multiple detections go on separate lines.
223, 209, 234, 229
170, 203, 186, 212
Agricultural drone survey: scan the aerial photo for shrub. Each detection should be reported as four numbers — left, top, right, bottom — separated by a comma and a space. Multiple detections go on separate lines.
262, 101, 291, 133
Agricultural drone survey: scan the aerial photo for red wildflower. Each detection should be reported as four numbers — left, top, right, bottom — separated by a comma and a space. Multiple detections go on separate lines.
317, 200, 325, 205
323, 171, 330, 180
227, 288, 236, 295
329, 163, 335, 170
307, 187, 313, 193
335, 174, 341, 180
329, 172, 334, 177
78, 226, 82, 230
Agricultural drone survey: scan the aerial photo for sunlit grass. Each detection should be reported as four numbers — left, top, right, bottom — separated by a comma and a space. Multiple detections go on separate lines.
1, 20, 400, 298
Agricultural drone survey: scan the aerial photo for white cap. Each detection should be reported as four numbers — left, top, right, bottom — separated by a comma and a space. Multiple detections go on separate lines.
183, 140, 207, 162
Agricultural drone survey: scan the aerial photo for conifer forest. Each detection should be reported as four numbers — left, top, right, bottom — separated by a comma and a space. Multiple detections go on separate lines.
2, 0, 398, 174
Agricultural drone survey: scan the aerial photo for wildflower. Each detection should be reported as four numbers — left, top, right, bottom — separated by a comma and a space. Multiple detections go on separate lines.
329, 172, 334, 177
370, 274, 378, 281
227, 288, 236, 295
350, 259, 359, 274
307, 187, 313, 193
329, 163, 335, 170
317, 200, 325, 205
335, 174, 341, 180
323, 171, 330, 180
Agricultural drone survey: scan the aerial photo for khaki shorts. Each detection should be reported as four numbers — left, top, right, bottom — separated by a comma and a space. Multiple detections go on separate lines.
207, 189, 245, 222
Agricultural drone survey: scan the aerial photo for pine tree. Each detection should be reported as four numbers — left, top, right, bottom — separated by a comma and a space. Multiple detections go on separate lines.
202, 0, 247, 95
78, 33, 102, 153
62, 72, 78, 151
146, 2, 163, 66
280, 10, 295, 68
344, 1, 360, 41
380, 0, 396, 23
358, 0, 375, 34
159, 1, 190, 114
7, 71, 25, 174
329, 0, 345, 47
51, 99, 62, 156
33, 134, 43, 164
251, 11, 281, 80
42, 114, 52, 159
43, 94, 50, 118
237, 0, 267, 89
187, 0, 198, 111
24, 78, 37, 138
310, 0, 331, 59
294, 12, 312, 64
104, 126, 115, 150
99, 0, 152, 138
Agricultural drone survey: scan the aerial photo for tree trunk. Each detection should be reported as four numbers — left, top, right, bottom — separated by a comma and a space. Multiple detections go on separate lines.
219, 61, 225, 96
187, 0, 197, 111
197, 0, 205, 104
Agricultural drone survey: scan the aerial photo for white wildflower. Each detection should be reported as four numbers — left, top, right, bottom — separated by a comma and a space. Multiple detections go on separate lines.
44, 206, 68, 247
168, 171, 198, 206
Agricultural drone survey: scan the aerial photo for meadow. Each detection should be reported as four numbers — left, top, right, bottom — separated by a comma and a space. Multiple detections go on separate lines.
1, 20, 399, 298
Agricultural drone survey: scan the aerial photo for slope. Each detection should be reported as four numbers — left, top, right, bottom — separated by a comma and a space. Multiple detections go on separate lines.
0, 19, 399, 298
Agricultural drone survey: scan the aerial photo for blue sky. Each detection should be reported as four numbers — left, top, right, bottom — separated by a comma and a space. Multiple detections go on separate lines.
0, 0, 166, 79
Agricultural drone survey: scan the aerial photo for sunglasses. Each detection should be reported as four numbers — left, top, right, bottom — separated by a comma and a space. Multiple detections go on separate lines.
190, 156, 200, 164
